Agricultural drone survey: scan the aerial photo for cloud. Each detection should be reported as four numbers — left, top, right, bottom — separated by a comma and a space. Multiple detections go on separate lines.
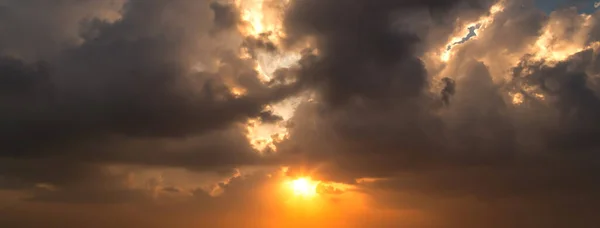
0, 0, 298, 203
210, 1, 241, 33
274, 0, 600, 226
2, 0, 600, 227
282, 0, 479, 106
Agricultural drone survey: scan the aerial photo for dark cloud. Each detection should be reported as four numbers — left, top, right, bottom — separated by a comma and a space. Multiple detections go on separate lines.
440, 77, 456, 105
242, 33, 279, 58
276, 0, 497, 179
279, 50, 600, 228
2, 0, 600, 227
0, 0, 125, 61
257, 110, 284, 123
285, 0, 432, 106
512, 49, 600, 152
0, 0, 295, 195
210, 1, 240, 32
274, 0, 600, 226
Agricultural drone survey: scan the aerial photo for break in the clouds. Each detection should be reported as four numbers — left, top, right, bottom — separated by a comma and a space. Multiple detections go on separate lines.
1, 0, 600, 227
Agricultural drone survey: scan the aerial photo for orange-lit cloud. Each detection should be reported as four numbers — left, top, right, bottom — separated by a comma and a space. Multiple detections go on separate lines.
230, 0, 307, 153
2, 0, 600, 227
439, 0, 506, 62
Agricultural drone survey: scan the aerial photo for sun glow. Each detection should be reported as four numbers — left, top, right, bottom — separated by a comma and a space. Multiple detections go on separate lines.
288, 177, 319, 198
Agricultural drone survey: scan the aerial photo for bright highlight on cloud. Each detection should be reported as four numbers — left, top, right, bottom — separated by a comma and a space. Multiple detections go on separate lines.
440, 0, 506, 62
231, 0, 305, 153
1, 0, 600, 227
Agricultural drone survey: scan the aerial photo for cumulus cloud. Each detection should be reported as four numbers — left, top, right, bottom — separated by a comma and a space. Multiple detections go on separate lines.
0, 0, 298, 210
275, 0, 600, 226
1, 0, 600, 227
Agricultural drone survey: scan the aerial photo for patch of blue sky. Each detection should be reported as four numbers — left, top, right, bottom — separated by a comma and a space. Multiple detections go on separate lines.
535, 0, 598, 14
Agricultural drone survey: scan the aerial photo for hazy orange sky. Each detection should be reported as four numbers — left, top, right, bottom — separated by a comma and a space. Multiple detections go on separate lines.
1, 0, 600, 227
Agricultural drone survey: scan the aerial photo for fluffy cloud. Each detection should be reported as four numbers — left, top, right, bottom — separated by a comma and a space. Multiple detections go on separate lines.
1, 0, 600, 227
0, 0, 297, 186
275, 0, 600, 226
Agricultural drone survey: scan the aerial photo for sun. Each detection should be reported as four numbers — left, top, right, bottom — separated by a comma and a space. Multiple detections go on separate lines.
288, 177, 319, 197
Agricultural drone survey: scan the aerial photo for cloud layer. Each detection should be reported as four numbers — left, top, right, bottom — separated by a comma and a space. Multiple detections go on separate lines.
1, 0, 600, 227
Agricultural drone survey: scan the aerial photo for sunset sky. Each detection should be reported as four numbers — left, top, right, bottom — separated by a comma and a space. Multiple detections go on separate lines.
1, 0, 600, 227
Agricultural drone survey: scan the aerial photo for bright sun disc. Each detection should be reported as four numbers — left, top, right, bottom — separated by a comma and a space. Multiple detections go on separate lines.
289, 177, 319, 197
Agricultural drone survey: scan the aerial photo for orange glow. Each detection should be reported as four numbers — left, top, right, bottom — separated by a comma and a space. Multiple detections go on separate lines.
287, 177, 319, 198
509, 92, 524, 105
230, 86, 247, 97
530, 14, 600, 66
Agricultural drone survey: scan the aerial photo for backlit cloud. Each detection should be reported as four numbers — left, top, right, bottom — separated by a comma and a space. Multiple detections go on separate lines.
1, 0, 600, 227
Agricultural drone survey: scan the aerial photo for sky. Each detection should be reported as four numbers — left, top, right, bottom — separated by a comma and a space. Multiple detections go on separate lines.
536, 0, 597, 13
1, 0, 600, 227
